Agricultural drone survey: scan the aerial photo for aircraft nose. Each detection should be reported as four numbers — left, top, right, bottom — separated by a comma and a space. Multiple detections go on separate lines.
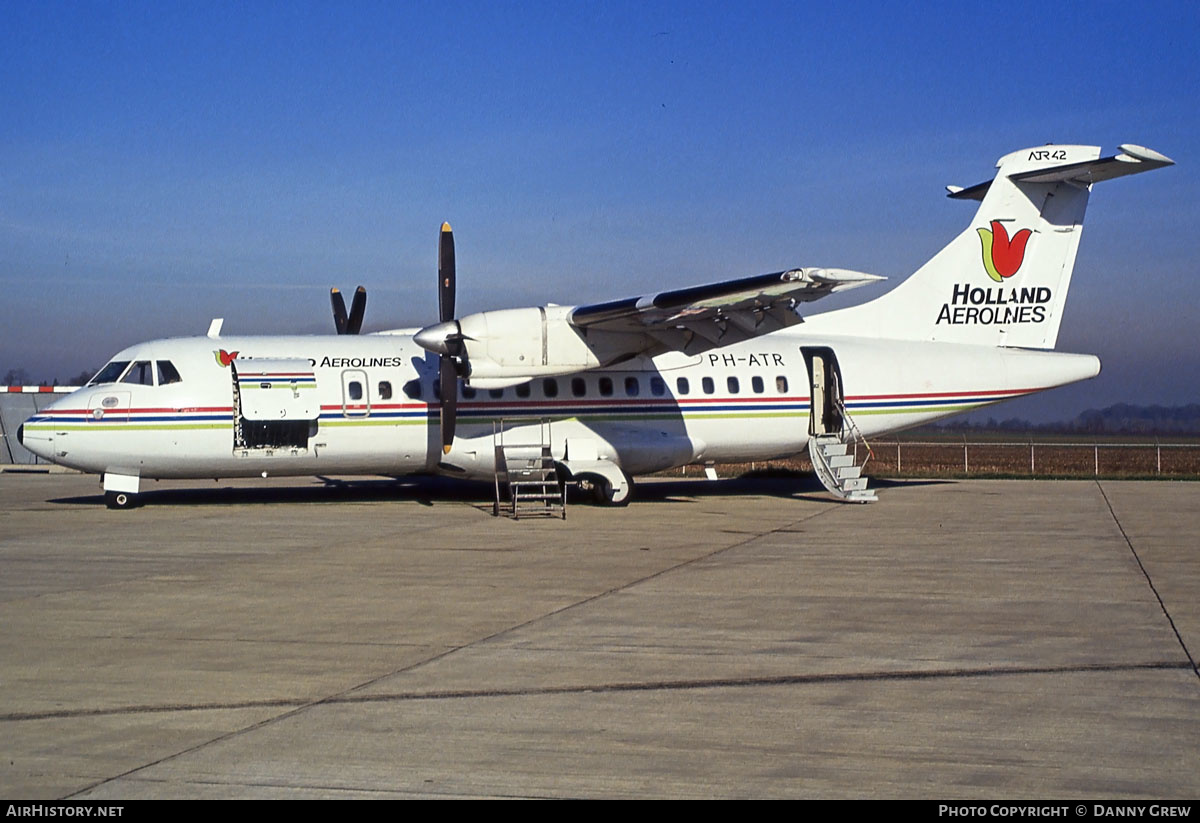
17, 398, 63, 460
18, 423, 53, 460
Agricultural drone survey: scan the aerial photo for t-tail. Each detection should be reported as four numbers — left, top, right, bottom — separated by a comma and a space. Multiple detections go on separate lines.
816, 144, 1173, 348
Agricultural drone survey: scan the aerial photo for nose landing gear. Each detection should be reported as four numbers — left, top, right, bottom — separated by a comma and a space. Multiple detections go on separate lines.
104, 490, 139, 509
102, 472, 141, 510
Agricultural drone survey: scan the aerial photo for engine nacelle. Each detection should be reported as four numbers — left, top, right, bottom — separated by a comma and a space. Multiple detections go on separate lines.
458, 305, 604, 381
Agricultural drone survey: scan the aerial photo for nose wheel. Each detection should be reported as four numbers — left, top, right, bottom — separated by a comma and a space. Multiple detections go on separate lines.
105, 491, 138, 510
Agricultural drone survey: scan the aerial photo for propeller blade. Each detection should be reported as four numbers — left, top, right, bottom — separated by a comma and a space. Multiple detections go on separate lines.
439, 356, 458, 454
330, 288, 348, 335
438, 222, 456, 324
346, 285, 367, 334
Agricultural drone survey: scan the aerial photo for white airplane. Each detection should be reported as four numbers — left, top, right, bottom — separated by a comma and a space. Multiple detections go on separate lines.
19, 143, 1173, 509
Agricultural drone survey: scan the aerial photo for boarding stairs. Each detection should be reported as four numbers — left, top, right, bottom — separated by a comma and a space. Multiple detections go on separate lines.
808, 399, 877, 503
493, 419, 567, 519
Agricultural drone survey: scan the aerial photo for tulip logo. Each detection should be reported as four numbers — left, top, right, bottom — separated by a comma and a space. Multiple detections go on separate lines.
977, 220, 1032, 282
213, 349, 240, 367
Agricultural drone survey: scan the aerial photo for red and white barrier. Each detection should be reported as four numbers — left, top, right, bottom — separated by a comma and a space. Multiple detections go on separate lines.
3, 386, 79, 393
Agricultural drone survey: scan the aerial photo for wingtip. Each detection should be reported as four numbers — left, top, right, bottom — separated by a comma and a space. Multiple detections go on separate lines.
441, 221, 453, 233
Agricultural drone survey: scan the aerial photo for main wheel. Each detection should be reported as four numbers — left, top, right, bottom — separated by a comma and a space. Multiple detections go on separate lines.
105, 491, 137, 510
594, 475, 633, 507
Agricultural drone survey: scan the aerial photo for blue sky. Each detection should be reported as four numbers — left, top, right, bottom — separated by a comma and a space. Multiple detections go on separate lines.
2, 0, 1197, 420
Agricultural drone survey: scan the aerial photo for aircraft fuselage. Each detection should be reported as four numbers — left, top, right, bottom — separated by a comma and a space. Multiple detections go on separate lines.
20, 329, 1099, 484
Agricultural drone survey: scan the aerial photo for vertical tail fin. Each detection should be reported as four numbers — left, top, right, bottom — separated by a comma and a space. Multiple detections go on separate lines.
815, 144, 1172, 349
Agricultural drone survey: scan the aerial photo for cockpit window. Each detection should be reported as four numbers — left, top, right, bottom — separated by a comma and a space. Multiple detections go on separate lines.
120, 361, 154, 385
157, 361, 182, 385
89, 361, 131, 386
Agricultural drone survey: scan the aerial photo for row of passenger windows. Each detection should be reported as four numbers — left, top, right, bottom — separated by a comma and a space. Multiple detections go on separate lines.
92, 362, 789, 402
395, 374, 790, 401
89, 360, 182, 387
346, 381, 391, 402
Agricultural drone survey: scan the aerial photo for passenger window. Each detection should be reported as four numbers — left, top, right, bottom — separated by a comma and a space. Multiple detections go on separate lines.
676, 377, 690, 395
752, 376, 764, 394
462, 385, 476, 399
650, 377, 665, 396
120, 361, 154, 386
776, 375, 789, 393
489, 388, 504, 399
379, 381, 393, 400
571, 377, 586, 397
348, 381, 363, 401
727, 376, 740, 394
157, 361, 182, 385
599, 377, 613, 397
702, 377, 715, 395
403, 379, 423, 399
89, 361, 131, 386
624, 376, 640, 397
542, 378, 558, 398
516, 383, 531, 398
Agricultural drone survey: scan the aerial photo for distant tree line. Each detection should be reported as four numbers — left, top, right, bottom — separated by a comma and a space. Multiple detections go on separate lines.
930, 404, 1200, 436
2, 367, 96, 387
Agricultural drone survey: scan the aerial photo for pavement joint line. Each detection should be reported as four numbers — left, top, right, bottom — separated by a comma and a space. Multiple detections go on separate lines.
61, 499, 841, 798
335, 501, 849, 697
42, 635, 440, 648
107, 774, 555, 799
11, 660, 1191, 724
1096, 480, 1200, 682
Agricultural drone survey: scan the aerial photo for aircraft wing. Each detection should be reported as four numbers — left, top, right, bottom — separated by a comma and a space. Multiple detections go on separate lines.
567, 267, 884, 350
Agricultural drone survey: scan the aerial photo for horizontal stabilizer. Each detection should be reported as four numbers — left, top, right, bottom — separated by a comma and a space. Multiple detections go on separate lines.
948, 144, 1174, 201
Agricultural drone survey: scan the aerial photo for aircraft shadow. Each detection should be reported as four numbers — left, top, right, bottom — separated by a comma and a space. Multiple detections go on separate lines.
48, 475, 493, 508
48, 474, 949, 508
636, 474, 948, 504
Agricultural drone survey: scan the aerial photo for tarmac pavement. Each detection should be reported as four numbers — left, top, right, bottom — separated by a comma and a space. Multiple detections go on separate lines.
0, 473, 1196, 798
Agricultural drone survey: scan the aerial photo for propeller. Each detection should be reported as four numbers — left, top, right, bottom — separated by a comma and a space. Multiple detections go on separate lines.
437, 223, 458, 454
439, 221, 455, 324
330, 286, 367, 334
425, 222, 465, 454
414, 223, 473, 454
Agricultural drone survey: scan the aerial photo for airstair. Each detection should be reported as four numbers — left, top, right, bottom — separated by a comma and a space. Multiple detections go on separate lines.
493, 419, 567, 519
808, 398, 876, 502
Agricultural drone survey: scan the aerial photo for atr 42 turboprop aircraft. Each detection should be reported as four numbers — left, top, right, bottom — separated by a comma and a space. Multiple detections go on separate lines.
20, 143, 1173, 508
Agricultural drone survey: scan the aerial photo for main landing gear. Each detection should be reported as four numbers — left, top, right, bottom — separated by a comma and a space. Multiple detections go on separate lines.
576, 473, 633, 506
